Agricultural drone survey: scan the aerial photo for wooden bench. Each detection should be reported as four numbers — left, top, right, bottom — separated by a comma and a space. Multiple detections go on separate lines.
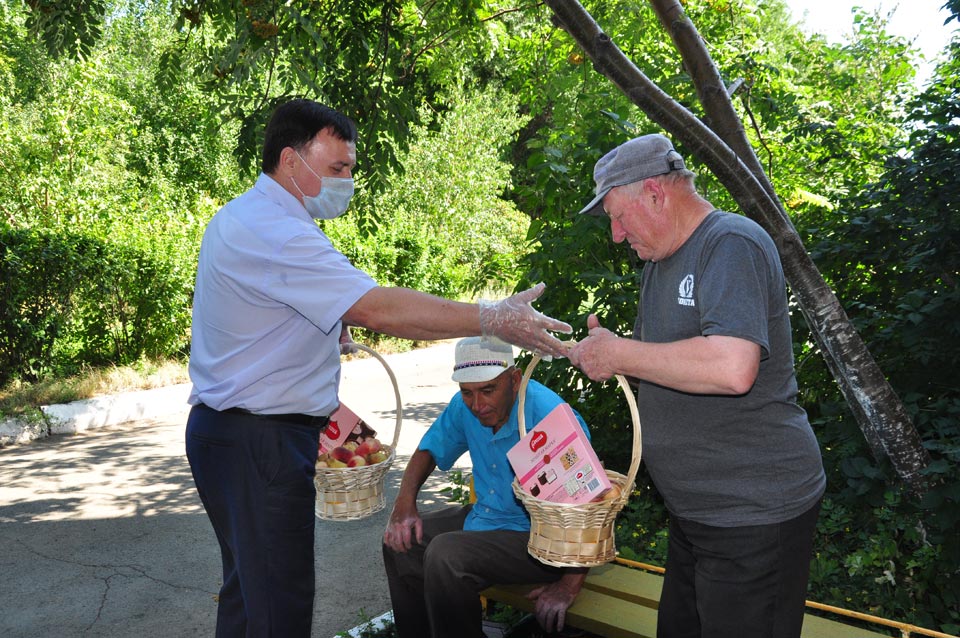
482, 560, 892, 638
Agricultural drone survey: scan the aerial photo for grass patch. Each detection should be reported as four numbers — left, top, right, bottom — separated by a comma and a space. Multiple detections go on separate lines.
0, 358, 189, 417
0, 336, 434, 418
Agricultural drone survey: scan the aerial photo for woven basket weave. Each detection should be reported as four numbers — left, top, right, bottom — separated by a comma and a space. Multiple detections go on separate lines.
512, 354, 642, 567
314, 344, 402, 521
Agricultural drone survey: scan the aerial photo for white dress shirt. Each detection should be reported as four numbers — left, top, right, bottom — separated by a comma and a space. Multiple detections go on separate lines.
188, 172, 377, 416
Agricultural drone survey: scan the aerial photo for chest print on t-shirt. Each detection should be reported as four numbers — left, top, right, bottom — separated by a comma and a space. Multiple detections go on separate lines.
677, 273, 696, 307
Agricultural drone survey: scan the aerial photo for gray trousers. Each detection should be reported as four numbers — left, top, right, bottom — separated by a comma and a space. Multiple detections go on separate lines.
382, 505, 572, 638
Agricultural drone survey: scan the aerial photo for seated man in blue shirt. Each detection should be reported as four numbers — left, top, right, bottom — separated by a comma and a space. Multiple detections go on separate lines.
383, 337, 590, 638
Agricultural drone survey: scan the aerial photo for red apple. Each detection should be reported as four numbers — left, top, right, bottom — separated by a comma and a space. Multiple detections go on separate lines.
331, 446, 354, 463
347, 455, 367, 467
354, 441, 372, 458
355, 437, 382, 458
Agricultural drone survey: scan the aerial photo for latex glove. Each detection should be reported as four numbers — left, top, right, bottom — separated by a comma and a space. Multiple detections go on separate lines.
525, 579, 580, 633
339, 325, 359, 355
479, 283, 572, 359
383, 509, 423, 553
568, 313, 620, 381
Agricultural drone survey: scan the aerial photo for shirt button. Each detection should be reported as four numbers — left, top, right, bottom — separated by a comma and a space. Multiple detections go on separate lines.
491, 463, 497, 469
489, 489, 495, 494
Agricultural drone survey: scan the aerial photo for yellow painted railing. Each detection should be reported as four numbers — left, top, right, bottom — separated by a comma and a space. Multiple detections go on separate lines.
614, 557, 957, 638
470, 474, 955, 638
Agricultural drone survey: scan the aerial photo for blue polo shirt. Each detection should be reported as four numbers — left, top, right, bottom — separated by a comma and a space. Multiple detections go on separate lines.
419, 380, 590, 531
188, 173, 377, 416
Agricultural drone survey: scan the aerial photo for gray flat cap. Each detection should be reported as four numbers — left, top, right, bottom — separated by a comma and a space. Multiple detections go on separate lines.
578, 134, 686, 216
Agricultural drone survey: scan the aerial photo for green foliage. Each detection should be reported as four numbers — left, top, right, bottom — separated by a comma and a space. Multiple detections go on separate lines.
508, 2, 957, 632
0, 3, 239, 236
439, 469, 472, 507
0, 1, 230, 382
23, 0, 106, 60
793, 39, 960, 631
614, 480, 670, 568
164, 0, 509, 191
811, 492, 959, 633
0, 228, 98, 383
325, 83, 531, 296
0, 228, 194, 383
8, 0, 960, 631
0, 4, 49, 103
75, 236, 194, 365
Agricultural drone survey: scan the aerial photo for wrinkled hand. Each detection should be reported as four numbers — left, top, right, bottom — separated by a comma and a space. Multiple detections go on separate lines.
383, 509, 423, 553
568, 314, 620, 381
479, 283, 572, 359
525, 580, 579, 634
339, 325, 359, 355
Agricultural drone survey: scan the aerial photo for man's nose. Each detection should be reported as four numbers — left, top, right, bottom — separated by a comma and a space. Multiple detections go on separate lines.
469, 397, 489, 415
611, 220, 626, 243
464, 394, 480, 412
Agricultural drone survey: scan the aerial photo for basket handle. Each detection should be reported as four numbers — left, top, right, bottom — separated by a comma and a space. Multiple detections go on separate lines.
517, 353, 642, 495
346, 343, 403, 450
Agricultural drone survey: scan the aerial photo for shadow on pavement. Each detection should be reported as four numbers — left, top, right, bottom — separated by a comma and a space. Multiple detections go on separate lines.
0, 393, 468, 638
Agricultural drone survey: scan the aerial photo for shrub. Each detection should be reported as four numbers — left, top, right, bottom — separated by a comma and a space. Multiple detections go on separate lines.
0, 227, 193, 383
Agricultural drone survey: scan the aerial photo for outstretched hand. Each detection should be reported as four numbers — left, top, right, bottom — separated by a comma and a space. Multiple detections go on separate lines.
568, 314, 620, 381
479, 283, 573, 359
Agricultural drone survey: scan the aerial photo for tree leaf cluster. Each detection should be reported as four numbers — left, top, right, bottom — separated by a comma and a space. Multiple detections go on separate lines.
793, 42, 960, 629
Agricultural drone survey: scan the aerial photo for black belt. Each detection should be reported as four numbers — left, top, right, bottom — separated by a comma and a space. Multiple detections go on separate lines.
219, 405, 330, 429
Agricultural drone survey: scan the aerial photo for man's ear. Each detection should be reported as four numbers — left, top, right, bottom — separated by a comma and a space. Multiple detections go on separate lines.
643, 176, 664, 199
509, 366, 523, 391
278, 146, 298, 174
643, 177, 667, 211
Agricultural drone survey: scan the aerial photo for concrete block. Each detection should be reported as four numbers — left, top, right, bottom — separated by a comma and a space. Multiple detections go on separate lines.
0, 415, 48, 447
42, 383, 192, 435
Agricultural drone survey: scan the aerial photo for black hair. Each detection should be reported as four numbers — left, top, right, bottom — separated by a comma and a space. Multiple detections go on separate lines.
261, 99, 357, 173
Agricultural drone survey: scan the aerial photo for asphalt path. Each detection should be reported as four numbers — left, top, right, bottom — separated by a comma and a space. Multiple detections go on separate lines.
0, 340, 468, 637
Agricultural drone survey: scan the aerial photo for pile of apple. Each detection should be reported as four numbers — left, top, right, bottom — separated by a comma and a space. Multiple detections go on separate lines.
317, 436, 389, 469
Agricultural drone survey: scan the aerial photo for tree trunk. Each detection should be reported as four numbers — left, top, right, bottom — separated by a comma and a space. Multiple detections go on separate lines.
543, 0, 932, 495
644, 0, 893, 463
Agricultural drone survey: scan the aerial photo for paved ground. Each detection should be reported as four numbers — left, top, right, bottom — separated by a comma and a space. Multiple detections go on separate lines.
0, 341, 468, 637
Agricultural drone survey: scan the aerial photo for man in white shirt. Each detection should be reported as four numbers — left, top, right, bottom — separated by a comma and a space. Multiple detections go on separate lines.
186, 99, 571, 637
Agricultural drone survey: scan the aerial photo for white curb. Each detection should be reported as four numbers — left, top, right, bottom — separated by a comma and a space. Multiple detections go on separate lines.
0, 382, 192, 447
340, 610, 394, 637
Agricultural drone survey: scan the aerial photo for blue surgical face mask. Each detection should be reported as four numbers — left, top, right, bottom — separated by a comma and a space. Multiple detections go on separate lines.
292, 150, 355, 220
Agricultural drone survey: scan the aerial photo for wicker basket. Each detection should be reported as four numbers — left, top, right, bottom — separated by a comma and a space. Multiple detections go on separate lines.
512, 354, 642, 567
314, 343, 402, 521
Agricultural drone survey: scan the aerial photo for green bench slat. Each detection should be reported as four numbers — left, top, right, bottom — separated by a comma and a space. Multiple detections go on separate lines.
483, 563, 893, 638
579, 562, 662, 610
800, 612, 892, 638
481, 582, 658, 638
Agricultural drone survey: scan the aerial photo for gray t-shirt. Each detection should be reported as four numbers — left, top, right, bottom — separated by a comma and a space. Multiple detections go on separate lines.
633, 210, 825, 526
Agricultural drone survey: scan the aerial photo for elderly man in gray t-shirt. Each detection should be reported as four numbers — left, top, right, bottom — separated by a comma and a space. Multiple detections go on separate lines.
570, 134, 825, 638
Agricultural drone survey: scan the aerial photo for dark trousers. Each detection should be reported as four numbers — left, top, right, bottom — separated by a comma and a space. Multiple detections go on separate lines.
382, 505, 573, 638
657, 500, 822, 638
186, 403, 322, 638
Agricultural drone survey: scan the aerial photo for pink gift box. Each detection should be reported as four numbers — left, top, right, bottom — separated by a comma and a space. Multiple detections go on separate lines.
319, 403, 364, 454
507, 402, 612, 504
